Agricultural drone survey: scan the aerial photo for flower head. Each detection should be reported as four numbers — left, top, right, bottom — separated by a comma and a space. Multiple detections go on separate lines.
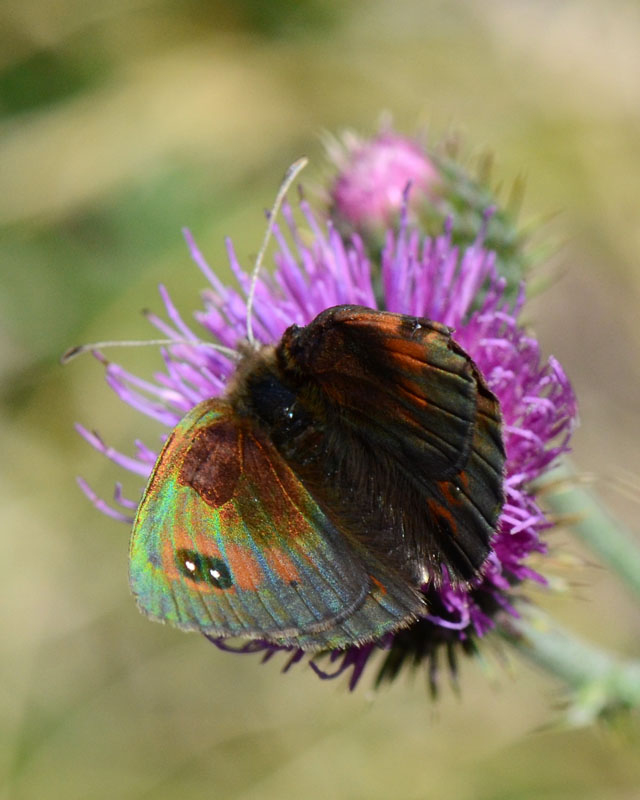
328, 128, 532, 304
329, 131, 441, 231
77, 182, 576, 691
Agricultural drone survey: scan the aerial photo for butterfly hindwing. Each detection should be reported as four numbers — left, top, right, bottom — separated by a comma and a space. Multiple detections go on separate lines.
276, 305, 505, 583
279, 305, 479, 480
130, 399, 422, 650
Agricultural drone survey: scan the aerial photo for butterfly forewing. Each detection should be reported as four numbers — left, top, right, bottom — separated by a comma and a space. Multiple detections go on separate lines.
130, 398, 422, 650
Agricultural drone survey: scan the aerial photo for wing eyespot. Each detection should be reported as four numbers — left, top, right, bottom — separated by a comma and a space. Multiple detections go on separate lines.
176, 548, 233, 590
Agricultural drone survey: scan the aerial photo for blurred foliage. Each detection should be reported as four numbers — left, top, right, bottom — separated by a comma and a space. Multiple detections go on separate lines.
0, 46, 110, 115
1, 0, 640, 798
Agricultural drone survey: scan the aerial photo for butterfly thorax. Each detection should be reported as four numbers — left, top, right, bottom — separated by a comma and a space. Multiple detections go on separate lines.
223, 340, 322, 472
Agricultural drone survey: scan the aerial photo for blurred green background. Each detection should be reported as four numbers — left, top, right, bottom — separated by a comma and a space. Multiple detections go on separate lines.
2, 1, 640, 798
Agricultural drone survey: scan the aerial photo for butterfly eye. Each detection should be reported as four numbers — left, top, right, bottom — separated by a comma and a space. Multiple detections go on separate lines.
176, 549, 233, 589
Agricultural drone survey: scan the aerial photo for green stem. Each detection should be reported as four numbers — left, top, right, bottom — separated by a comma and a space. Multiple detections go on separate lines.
537, 461, 640, 601
501, 611, 640, 726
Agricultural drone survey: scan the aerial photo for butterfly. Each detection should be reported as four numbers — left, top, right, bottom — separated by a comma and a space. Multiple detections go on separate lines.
129, 303, 505, 652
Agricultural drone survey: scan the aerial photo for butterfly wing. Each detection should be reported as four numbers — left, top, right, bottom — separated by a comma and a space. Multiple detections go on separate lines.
419, 368, 505, 578
130, 398, 423, 650
277, 305, 505, 582
279, 305, 480, 479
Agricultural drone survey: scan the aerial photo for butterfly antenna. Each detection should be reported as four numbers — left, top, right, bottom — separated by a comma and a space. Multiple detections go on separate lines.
245, 156, 308, 346
61, 338, 240, 365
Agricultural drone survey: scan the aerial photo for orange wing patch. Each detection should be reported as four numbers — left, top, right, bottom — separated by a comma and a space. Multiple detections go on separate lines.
224, 541, 266, 591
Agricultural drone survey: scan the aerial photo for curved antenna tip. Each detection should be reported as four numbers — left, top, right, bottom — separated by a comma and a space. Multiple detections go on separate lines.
285, 156, 309, 179
60, 345, 84, 365
60, 337, 240, 365
245, 156, 309, 345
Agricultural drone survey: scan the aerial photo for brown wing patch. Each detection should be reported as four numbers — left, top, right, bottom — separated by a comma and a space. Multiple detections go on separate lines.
179, 420, 241, 507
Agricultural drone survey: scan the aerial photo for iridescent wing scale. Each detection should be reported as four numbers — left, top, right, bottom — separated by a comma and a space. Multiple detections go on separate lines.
130, 399, 423, 650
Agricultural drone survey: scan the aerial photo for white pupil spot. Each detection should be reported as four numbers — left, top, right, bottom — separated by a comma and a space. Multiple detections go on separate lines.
210, 568, 221, 580
185, 560, 196, 573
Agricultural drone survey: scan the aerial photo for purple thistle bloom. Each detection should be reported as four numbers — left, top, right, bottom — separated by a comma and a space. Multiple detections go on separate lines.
78, 196, 576, 691
328, 127, 531, 306
328, 130, 441, 231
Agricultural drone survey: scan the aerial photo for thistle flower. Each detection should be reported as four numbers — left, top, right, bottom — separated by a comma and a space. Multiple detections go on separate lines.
76, 189, 577, 692
328, 129, 530, 303
329, 131, 441, 230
